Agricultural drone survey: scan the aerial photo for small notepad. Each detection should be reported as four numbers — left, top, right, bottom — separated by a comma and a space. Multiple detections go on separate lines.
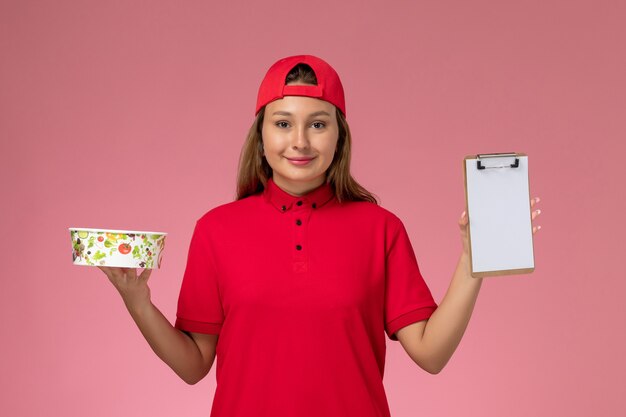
463, 153, 535, 278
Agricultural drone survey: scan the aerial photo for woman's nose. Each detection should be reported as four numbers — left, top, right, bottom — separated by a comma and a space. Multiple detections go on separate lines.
292, 126, 310, 149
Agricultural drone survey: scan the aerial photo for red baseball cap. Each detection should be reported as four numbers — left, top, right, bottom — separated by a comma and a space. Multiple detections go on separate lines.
255, 55, 346, 116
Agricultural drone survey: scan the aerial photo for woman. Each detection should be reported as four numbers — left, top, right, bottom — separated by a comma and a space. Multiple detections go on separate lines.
99, 55, 542, 417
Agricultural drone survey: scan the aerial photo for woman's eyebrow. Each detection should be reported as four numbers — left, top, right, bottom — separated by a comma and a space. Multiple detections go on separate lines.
309, 111, 332, 117
271, 110, 332, 117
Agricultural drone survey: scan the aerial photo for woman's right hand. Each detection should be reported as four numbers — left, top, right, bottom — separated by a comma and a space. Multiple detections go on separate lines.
98, 266, 153, 311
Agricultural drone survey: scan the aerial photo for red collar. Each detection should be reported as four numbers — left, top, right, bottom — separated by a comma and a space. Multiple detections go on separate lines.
263, 178, 335, 212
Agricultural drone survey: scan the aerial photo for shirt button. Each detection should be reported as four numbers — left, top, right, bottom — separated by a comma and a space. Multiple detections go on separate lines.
312, 203, 317, 209
296, 201, 303, 206
296, 244, 302, 250
296, 219, 302, 226
281, 205, 287, 211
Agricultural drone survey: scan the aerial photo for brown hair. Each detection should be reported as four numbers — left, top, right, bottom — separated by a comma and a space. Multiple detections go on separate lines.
236, 64, 378, 204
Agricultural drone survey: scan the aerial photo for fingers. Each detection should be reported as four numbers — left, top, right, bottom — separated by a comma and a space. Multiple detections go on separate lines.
530, 197, 542, 234
138, 267, 153, 283
531, 209, 541, 220
459, 210, 468, 227
121, 267, 137, 279
98, 266, 114, 280
97, 266, 144, 283
98, 266, 113, 274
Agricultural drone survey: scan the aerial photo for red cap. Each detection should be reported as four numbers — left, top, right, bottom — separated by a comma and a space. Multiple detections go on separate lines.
255, 55, 346, 116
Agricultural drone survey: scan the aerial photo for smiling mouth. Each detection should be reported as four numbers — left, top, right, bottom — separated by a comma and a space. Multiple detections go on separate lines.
285, 156, 315, 161
285, 156, 315, 165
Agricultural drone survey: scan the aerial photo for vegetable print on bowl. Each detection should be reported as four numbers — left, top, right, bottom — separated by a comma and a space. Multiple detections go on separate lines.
69, 228, 167, 269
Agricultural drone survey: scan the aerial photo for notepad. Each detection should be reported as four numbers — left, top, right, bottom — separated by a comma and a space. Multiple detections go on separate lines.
463, 153, 535, 278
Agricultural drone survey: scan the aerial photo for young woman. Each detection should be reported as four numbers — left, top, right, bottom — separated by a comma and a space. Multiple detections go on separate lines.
99, 55, 542, 417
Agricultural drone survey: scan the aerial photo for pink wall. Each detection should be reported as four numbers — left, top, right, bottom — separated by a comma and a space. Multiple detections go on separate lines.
2, 0, 625, 416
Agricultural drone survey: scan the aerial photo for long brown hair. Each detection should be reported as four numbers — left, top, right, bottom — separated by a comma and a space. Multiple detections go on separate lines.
236, 64, 378, 204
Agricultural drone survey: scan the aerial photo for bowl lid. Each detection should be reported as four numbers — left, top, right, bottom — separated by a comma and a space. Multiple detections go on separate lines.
69, 227, 167, 235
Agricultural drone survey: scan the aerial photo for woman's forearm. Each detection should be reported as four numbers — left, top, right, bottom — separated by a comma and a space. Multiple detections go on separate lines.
124, 300, 214, 384
98, 267, 215, 384
420, 251, 482, 372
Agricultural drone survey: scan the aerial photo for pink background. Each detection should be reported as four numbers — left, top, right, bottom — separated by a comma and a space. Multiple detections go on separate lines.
2, 0, 625, 416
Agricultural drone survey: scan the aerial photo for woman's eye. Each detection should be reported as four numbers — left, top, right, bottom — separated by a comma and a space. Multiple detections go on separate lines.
312, 122, 326, 129
276, 121, 289, 128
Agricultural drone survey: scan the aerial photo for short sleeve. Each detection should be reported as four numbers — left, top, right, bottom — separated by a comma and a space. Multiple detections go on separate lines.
174, 218, 224, 335
384, 217, 438, 341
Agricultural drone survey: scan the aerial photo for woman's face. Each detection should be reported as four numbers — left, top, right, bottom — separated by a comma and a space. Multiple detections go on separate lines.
262, 94, 339, 196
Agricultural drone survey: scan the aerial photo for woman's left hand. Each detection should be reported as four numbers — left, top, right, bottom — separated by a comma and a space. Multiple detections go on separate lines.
459, 196, 542, 255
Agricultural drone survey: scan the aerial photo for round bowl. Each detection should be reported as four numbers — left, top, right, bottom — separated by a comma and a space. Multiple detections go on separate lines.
69, 228, 167, 269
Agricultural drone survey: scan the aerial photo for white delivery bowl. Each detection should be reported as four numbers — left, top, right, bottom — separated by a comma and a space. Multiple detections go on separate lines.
69, 228, 167, 269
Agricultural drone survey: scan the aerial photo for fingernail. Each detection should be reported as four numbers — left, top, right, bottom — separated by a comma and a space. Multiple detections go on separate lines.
537, 209, 541, 214
538, 225, 542, 230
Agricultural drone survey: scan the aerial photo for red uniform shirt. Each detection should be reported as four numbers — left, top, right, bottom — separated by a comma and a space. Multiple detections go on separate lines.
175, 178, 438, 417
